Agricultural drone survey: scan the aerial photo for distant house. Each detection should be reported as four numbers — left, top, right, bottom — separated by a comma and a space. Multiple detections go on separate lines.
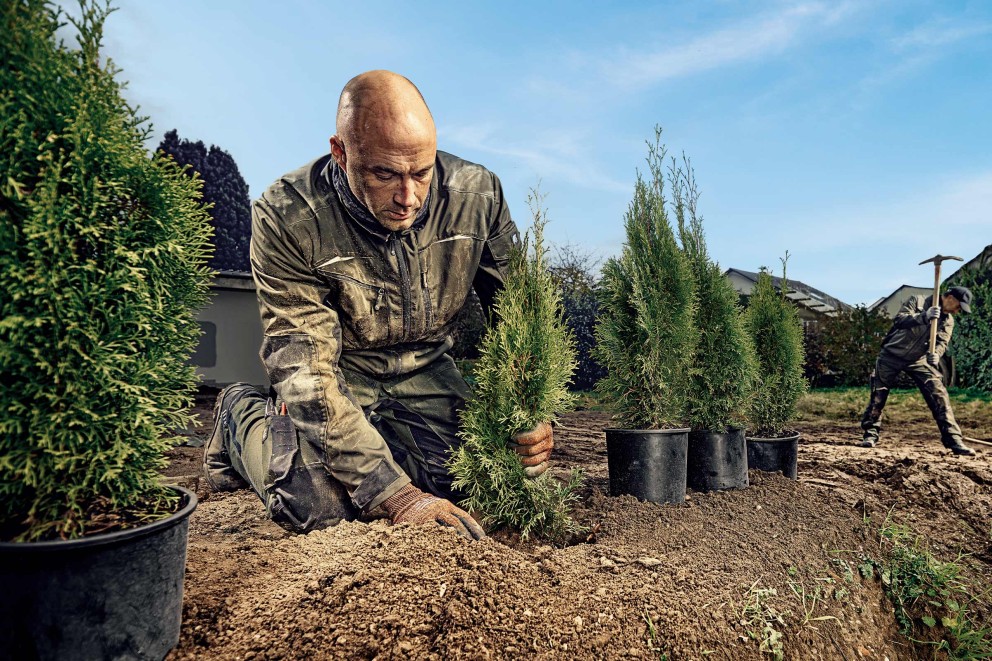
724, 268, 852, 324
868, 285, 932, 317
944, 243, 992, 286
190, 270, 268, 388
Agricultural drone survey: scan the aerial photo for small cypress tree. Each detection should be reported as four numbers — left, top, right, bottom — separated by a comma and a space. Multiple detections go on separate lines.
671, 157, 757, 432
744, 257, 808, 437
0, 1, 212, 541
449, 192, 581, 542
595, 128, 697, 429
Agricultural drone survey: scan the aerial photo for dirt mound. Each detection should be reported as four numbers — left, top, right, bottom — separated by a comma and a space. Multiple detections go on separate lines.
166, 407, 991, 660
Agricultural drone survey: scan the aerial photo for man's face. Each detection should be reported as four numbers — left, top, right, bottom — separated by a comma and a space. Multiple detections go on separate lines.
330, 124, 435, 232
942, 293, 962, 315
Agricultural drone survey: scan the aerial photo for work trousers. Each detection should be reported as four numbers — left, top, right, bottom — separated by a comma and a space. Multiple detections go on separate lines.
216, 355, 472, 533
859, 352, 963, 446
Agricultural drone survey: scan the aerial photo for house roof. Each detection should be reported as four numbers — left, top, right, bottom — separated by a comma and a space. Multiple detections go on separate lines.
944, 243, 992, 284
724, 268, 852, 316
211, 270, 255, 292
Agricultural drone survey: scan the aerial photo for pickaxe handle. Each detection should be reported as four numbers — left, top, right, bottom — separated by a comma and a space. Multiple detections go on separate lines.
929, 263, 941, 354
919, 254, 963, 355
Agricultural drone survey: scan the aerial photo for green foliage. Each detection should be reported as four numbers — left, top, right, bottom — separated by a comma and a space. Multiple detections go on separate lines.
671, 156, 757, 432
744, 259, 807, 436
157, 129, 251, 272
949, 259, 992, 392
817, 305, 891, 386
860, 518, 992, 659
0, 1, 212, 540
549, 244, 605, 391
595, 129, 697, 429
449, 192, 580, 542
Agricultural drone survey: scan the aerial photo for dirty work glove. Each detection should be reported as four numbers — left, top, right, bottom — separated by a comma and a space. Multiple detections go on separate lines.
924, 306, 941, 321
927, 352, 940, 367
509, 422, 553, 478
381, 484, 485, 540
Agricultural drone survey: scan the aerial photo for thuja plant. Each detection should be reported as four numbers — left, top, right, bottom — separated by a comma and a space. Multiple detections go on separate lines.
595, 128, 697, 429
743, 257, 808, 437
0, 0, 212, 541
671, 156, 757, 432
449, 192, 581, 542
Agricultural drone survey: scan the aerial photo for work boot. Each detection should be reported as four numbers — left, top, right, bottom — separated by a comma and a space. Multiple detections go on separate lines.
202, 384, 255, 491
858, 436, 877, 448
943, 438, 976, 457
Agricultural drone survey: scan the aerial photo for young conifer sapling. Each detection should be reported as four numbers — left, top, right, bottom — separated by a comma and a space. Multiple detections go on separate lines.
449, 192, 581, 542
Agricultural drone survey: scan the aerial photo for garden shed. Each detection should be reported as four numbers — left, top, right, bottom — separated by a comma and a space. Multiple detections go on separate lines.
190, 270, 268, 388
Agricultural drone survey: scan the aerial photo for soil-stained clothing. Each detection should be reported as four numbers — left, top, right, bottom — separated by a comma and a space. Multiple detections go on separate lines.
860, 295, 962, 445
878, 295, 953, 363
249, 152, 518, 514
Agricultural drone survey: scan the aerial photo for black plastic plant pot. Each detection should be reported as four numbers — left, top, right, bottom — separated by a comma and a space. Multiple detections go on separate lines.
686, 428, 749, 492
0, 486, 197, 660
746, 432, 800, 479
606, 428, 689, 505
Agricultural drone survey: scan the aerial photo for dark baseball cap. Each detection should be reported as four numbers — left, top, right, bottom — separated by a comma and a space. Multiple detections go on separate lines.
947, 286, 972, 313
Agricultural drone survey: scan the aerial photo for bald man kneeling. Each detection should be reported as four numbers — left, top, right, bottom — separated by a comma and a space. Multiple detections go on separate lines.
203, 71, 551, 540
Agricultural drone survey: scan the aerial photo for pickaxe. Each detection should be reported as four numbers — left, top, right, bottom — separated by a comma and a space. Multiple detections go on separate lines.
918, 254, 963, 354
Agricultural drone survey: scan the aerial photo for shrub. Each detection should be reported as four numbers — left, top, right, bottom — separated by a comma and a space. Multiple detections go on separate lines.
949, 263, 992, 392
157, 129, 251, 272
595, 129, 697, 429
449, 193, 580, 542
743, 259, 807, 436
0, 0, 212, 541
819, 305, 891, 386
549, 244, 605, 391
671, 156, 757, 432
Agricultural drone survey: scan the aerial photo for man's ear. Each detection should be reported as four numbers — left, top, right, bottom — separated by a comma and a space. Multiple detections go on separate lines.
329, 135, 347, 170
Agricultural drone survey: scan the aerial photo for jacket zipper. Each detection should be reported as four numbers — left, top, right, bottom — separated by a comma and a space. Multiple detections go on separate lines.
391, 234, 412, 339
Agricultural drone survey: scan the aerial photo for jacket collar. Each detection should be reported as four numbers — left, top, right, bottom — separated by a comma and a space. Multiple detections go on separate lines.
326, 160, 431, 239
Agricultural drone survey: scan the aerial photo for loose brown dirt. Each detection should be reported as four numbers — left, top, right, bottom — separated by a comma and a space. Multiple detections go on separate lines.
164, 390, 992, 660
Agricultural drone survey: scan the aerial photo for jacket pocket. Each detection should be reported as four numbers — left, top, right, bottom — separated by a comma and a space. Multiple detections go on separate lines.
316, 261, 391, 346
422, 235, 481, 328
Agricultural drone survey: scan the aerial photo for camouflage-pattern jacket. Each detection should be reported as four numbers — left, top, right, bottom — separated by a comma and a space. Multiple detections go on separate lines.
880, 295, 954, 363
250, 151, 519, 511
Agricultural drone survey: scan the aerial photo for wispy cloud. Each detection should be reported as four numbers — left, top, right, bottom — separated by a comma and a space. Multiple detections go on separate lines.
440, 123, 631, 194
594, 1, 861, 89
892, 18, 992, 52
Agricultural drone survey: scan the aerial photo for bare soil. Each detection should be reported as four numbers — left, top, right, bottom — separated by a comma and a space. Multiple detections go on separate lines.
163, 390, 992, 660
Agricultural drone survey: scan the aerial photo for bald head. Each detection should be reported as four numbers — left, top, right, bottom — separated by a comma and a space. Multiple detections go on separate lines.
330, 71, 437, 232
336, 70, 435, 152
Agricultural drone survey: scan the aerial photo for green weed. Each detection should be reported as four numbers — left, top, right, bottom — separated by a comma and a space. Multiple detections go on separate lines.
740, 581, 788, 660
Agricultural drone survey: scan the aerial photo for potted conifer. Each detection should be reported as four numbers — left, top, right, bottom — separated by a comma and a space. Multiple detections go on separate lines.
595, 130, 697, 505
0, 2, 212, 658
449, 192, 581, 543
743, 259, 808, 479
671, 160, 758, 492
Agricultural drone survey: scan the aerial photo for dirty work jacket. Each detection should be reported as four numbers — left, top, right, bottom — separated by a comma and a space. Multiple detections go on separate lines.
250, 151, 520, 512
879, 295, 954, 363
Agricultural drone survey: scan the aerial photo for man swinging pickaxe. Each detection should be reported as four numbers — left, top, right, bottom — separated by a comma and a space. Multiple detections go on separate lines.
858, 255, 976, 456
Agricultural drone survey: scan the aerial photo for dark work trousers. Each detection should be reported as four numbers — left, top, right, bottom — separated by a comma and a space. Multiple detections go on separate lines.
215, 355, 472, 533
860, 352, 963, 446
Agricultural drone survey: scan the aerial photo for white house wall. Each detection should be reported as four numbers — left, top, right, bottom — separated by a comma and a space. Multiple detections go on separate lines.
193, 288, 268, 388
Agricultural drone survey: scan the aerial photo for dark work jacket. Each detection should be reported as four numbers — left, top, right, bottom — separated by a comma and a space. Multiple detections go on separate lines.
250, 151, 519, 511
880, 295, 954, 363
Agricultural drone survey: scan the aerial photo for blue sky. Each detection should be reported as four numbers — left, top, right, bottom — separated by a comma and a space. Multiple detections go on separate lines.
80, 0, 991, 306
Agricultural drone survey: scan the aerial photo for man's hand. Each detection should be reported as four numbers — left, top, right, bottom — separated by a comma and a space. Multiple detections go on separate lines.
509, 422, 553, 478
381, 484, 485, 540
927, 352, 940, 367
925, 306, 941, 321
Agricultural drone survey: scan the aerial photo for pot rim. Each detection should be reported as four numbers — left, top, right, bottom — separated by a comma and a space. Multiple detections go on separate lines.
605, 427, 691, 434
0, 485, 197, 552
746, 431, 801, 442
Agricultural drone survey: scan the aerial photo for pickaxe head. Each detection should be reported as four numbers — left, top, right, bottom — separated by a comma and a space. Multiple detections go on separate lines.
919, 254, 963, 266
